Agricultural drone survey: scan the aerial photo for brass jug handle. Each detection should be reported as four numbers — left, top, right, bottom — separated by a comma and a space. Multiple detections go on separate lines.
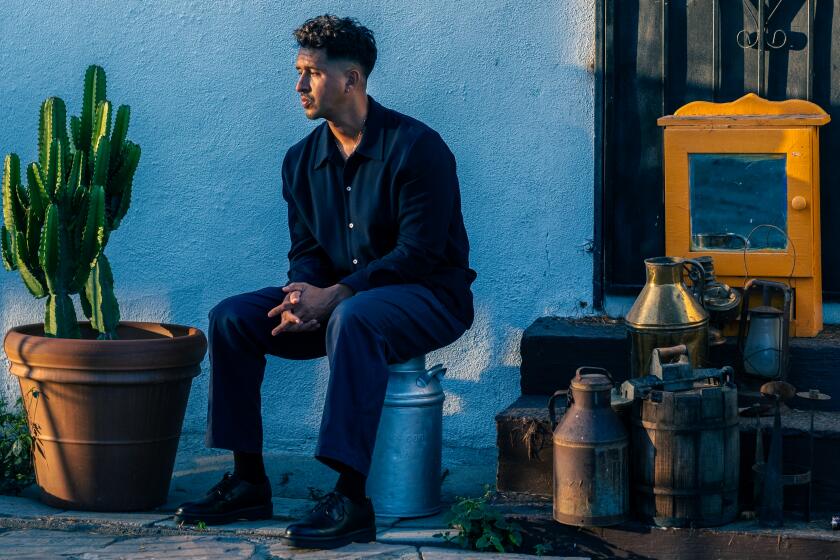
682, 258, 706, 306
548, 390, 569, 430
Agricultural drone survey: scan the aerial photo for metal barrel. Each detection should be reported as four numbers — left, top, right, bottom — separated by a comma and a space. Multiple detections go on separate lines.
368, 355, 446, 518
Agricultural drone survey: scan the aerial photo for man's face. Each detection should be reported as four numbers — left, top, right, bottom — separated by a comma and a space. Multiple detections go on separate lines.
295, 48, 347, 121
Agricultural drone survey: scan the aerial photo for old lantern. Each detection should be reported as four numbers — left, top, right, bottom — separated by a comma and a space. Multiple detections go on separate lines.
738, 279, 791, 380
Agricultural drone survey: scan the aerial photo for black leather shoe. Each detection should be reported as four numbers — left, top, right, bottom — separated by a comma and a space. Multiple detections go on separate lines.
173, 472, 272, 525
281, 490, 376, 549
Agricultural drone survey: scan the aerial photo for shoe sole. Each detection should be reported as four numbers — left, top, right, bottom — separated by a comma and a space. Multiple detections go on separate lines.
279, 527, 377, 550
173, 503, 273, 526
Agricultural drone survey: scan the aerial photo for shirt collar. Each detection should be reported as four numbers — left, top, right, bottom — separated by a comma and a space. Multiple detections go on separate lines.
313, 95, 385, 169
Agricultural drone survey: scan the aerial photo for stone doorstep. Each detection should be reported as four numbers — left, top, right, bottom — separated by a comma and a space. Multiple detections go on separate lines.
494, 497, 840, 560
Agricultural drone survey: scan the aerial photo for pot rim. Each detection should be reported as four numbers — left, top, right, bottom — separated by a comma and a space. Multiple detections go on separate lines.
4, 321, 207, 372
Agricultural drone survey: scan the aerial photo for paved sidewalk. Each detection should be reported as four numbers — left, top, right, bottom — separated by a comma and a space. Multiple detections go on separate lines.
0, 494, 586, 559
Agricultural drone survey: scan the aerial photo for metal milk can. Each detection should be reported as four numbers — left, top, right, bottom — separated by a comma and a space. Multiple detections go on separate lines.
625, 256, 709, 377
367, 356, 446, 518
548, 367, 629, 527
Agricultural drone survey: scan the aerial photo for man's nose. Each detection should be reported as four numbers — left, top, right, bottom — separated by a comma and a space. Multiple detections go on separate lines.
295, 75, 309, 93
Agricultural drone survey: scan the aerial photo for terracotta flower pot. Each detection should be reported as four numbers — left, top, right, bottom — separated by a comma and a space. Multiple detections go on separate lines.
4, 321, 207, 511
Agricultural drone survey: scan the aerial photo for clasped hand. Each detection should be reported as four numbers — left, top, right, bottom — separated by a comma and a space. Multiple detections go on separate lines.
267, 282, 353, 335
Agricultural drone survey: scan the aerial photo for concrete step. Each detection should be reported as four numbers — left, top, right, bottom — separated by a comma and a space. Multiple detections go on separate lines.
495, 394, 840, 512
520, 317, 840, 408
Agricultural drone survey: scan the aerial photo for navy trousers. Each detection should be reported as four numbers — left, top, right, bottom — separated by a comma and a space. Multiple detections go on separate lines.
205, 283, 468, 477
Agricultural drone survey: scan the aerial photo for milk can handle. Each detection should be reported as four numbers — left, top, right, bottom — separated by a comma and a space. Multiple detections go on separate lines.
574, 366, 615, 384
416, 363, 446, 388
548, 390, 569, 430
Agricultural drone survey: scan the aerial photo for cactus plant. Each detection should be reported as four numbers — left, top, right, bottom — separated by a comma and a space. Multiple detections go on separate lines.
1, 65, 140, 339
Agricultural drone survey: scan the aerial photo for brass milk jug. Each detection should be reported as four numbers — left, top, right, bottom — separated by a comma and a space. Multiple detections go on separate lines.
625, 257, 709, 377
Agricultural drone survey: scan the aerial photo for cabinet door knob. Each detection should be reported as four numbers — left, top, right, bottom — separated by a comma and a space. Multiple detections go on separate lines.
791, 196, 808, 210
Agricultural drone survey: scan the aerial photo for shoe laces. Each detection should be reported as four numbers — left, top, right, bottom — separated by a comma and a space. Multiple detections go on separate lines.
209, 472, 239, 498
312, 491, 346, 521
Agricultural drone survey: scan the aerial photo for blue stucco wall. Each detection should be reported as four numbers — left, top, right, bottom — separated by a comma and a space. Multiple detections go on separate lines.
0, 1, 594, 453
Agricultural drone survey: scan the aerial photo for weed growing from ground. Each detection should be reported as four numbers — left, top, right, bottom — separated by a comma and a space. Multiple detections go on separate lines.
0, 392, 36, 495
434, 485, 523, 553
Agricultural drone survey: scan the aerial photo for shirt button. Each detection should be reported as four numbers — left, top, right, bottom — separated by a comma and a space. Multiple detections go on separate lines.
352, 259, 358, 265
346, 186, 352, 191
348, 223, 354, 229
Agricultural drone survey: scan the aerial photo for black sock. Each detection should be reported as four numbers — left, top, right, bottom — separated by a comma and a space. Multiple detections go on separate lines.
335, 466, 367, 504
233, 451, 266, 484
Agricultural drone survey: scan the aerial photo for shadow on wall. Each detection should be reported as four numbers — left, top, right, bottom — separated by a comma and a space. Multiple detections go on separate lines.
429, 306, 532, 449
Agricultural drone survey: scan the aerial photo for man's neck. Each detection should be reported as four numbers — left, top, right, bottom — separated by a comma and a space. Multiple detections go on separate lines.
327, 95, 369, 147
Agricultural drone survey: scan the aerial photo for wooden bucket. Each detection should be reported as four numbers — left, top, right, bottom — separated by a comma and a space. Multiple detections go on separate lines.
631, 383, 739, 527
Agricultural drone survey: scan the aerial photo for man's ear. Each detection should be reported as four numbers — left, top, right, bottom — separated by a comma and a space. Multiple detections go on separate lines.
345, 68, 361, 93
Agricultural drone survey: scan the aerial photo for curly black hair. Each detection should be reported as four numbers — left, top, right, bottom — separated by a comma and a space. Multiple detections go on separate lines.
293, 15, 377, 77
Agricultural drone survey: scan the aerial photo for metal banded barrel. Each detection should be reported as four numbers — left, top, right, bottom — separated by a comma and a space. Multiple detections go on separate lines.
631, 383, 739, 527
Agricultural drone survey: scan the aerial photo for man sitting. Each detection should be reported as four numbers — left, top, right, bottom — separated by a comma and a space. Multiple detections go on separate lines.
175, 14, 476, 550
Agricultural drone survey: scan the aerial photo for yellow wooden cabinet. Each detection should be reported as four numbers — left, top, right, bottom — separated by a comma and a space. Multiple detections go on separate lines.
658, 94, 830, 337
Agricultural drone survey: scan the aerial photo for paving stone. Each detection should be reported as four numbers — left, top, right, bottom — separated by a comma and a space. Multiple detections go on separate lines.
375, 527, 447, 546
0, 494, 65, 518
0, 529, 115, 558
81, 535, 257, 559
267, 541, 419, 559
154, 516, 291, 536
53, 510, 170, 527
387, 510, 450, 529
272, 496, 316, 520
419, 548, 589, 559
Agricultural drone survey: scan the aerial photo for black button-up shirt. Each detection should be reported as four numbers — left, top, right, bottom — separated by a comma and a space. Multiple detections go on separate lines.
281, 97, 477, 327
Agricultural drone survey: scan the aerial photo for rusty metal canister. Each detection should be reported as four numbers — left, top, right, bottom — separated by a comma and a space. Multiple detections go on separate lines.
548, 367, 629, 527
625, 257, 709, 377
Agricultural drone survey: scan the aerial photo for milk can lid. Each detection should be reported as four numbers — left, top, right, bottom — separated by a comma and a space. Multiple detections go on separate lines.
570, 369, 614, 392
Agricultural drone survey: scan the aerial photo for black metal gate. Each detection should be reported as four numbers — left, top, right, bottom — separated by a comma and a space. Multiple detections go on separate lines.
595, 0, 840, 306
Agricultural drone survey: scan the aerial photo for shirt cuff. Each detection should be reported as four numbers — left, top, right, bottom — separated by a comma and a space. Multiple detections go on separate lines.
338, 269, 369, 293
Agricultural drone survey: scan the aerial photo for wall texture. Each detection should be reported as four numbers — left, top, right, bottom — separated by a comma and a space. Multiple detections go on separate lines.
0, 1, 595, 456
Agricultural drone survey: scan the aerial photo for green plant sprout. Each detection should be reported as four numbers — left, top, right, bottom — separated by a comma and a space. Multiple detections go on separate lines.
433, 484, 523, 553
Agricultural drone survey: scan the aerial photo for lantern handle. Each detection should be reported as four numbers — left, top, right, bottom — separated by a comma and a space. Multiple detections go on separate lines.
742, 224, 797, 284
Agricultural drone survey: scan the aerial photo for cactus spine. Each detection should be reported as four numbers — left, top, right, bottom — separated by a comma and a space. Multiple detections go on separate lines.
1, 65, 140, 338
